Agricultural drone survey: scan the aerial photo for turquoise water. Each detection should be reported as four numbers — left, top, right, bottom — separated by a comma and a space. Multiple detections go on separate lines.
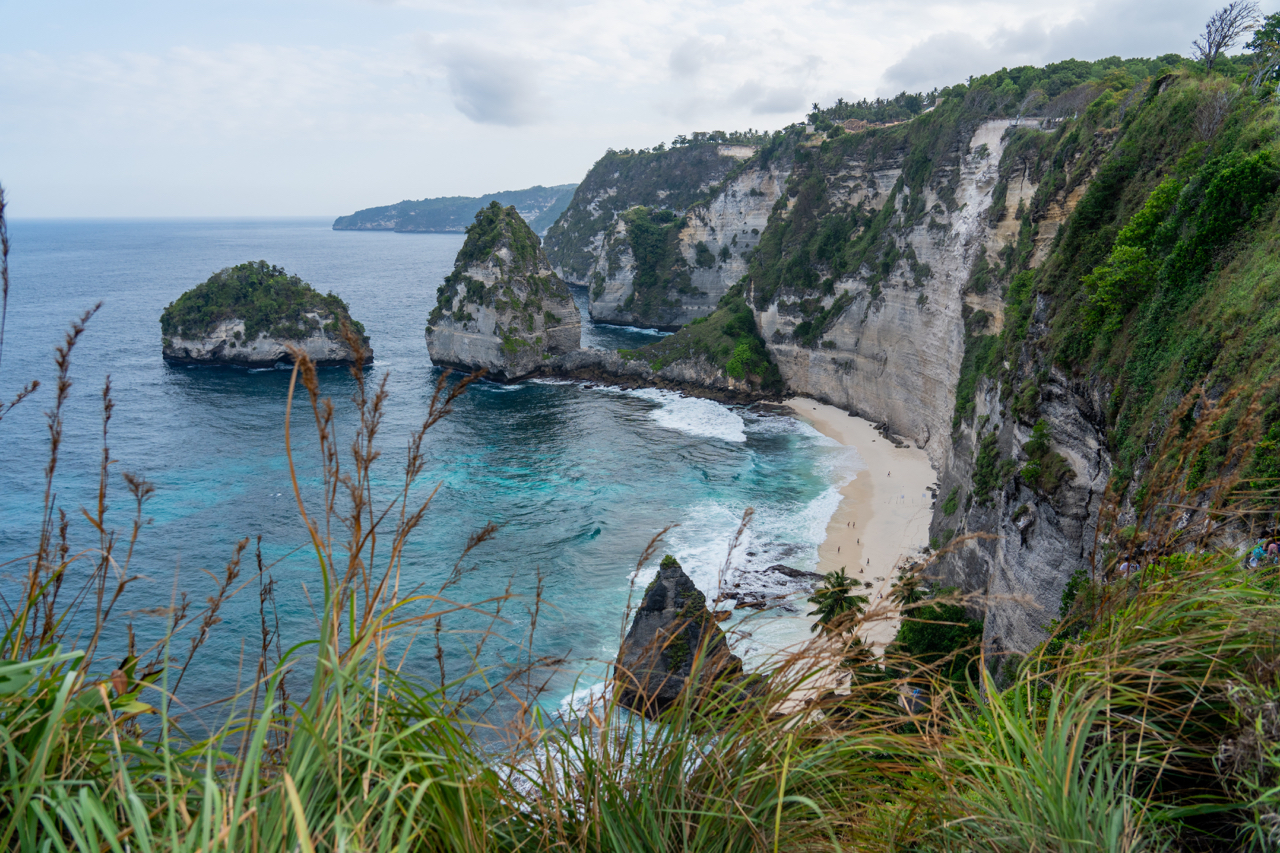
0, 218, 853, 724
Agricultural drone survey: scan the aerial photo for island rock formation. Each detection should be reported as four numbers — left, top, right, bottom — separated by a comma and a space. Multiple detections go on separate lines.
614, 555, 746, 718
427, 202, 580, 381
160, 261, 370, 367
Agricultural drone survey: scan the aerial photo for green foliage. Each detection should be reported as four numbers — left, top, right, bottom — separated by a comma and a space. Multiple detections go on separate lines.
160, 261, 366, 344
941, 486, 960, 516
953, 311, 1001, 429
972, 432, 1004, 505
660, 554, 680, 571
808, 91, 932, 127
624, 290, 783, 392
892, 588, 983, 684
694, 240, 716, 268
617, 206, 698, 321
1019, 419, 1074, 495
807, 570, 869, 634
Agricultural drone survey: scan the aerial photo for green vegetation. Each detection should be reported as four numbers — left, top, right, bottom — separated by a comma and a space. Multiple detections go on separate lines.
615, 207, 698, 321
941, 486, 960, 516
1019, 419, 1073, 495
429, 202, 570, 330
544, 146, 749, 281
807, 91, 933, 129
889, 587, 983, 684
620, 288, 783, 393
974, 66, 1280, 529
160, 261, 366, 344
806, 570, 869, 635
332, 183, 576, 234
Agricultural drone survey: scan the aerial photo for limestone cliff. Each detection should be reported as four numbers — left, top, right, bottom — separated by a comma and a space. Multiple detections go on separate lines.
586, 157, 792, 328
427, 202, 580, 381
160, 261, 369, 367
544, 143, 759, 284
741, 68, 1280, 667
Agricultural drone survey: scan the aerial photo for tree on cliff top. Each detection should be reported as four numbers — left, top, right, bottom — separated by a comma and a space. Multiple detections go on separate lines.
1193, 1, 1260, 72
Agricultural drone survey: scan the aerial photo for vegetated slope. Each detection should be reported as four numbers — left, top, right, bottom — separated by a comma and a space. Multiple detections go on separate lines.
426, 202, 580, 380
735, 50, 1276, 658
923, 65, 1280, 663
333, 184, 577, 235
160, 261, 367, 344
620, 285, 783, 395
543, 143, 757, 283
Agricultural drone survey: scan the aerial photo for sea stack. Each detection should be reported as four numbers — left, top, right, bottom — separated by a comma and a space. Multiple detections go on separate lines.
614, 555, 747, 718
426, 202, 580, 381
161, 261, 370, 367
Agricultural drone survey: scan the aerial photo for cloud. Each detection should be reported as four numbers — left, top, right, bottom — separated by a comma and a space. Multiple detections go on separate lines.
443, 45, 546, 126
731, 80, 806, 115
879, 0, 1217, 95
669, 37, 709, 77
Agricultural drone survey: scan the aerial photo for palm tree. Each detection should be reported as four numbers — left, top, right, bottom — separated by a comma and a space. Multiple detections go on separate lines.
889, 573, 927, 608
808, 570, 869, 634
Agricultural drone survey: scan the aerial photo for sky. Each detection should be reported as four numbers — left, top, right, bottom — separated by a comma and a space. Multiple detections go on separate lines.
0, 0, 1248, 218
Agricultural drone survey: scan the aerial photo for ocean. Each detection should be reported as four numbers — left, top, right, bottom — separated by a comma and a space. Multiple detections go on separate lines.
0, 218, 856, 724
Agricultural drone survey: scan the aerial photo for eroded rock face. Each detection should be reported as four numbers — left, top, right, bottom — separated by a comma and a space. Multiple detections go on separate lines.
587, 162, 790, 329
163, 317, 363, 367
615, 556, 744, 718
426, 202, 580, 381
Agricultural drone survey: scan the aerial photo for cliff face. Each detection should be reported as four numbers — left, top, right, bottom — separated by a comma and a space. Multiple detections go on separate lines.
587, 160, 790, 328
427, 202, 580, 380
160, 261, 369, 367
740, 71, 1280, 665
163, 317, 362, 367
544, 143, 757, 285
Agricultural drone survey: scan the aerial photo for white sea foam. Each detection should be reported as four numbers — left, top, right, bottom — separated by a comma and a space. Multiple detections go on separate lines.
618, 387, 747, 442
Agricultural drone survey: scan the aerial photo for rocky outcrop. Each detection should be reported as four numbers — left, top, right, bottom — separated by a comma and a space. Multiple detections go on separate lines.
587, 160, 790, 328
163, 318, 362, 367
160, 261, 369, 367
543, 349, 768, 404
615, 555, 746, 717
426, 202, 580, 381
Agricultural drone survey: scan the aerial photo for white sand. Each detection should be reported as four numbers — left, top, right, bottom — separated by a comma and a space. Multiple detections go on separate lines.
785, 398, 937, 652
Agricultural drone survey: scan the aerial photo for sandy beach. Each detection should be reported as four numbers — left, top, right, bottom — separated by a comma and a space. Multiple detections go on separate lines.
785, 398, 937, 652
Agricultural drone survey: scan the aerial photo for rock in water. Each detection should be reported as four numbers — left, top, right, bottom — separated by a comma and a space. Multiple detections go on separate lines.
160, 261, 370, 367
615, 555, 744, 718
426, 202, 580, 381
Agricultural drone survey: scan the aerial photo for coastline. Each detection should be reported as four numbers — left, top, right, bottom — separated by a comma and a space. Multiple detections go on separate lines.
785, 398, 937, 653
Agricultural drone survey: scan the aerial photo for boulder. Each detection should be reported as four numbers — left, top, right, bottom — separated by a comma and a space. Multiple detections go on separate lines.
615, 555, 745, 718
426, 202, 580, 381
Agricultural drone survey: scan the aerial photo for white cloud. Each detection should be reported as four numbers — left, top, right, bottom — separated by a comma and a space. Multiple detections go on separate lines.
442, 44, 547, 126
0, 0, 1230, 216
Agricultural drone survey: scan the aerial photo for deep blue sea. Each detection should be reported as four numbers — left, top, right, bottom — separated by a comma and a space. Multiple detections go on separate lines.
0, 218, 852, 727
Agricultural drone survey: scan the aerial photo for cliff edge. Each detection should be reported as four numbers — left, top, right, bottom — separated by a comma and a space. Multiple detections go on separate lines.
427, 202, 580, 381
